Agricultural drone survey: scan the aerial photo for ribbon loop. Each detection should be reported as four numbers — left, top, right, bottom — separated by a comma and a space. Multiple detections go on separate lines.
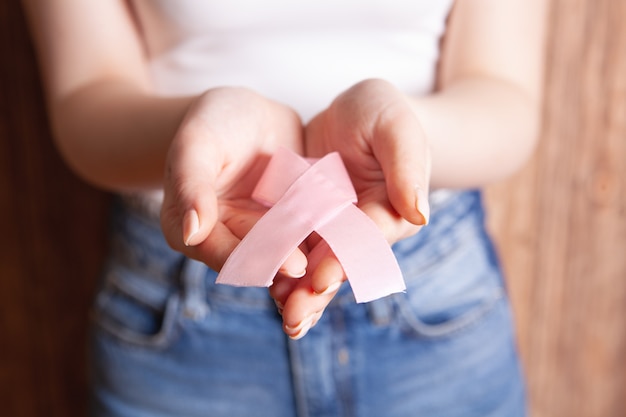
217, 147, 405, 303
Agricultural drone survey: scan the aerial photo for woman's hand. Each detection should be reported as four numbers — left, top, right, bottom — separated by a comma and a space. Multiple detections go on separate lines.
161, 87, 308, 276
270, 79, 432, 338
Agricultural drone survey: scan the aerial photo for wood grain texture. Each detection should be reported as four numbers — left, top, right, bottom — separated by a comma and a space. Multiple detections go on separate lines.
1, 0, 625, 416
486, 0, 626, 416
0, 2, 111, 416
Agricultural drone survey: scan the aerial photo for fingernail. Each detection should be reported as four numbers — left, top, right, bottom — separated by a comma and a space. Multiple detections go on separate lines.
284, 268, 307, 278
287, 316, 315, 340
183, 209, 200, 246
415, 186, 430, 225
284, 313, 316, 337
315, 281, 342, 296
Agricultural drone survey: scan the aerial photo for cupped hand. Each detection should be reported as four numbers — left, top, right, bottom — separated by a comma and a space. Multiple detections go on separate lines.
270, 79, 432, 339
161, 87, 307, 276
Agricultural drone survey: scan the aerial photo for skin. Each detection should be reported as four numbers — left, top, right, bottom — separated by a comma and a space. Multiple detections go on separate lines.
21, 0, 547, 339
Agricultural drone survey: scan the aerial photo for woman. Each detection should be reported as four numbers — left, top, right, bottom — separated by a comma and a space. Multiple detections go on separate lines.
22, 1, 545, 416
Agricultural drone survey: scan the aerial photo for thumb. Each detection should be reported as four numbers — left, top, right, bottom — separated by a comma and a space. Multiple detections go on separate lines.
372, 106, 431, 226
161, 136, 220, 252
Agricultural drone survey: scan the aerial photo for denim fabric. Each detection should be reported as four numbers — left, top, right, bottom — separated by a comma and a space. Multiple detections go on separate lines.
89, 190, 527, 417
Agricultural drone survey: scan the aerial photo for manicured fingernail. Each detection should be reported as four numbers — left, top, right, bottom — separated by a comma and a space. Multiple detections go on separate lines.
284, 314, 314, 332
284, 268, 307, 278
415, 186, 430, 225
183, 209, 200, 246
289, 323, 312, 340
315, 281, 342, 296
284, 313, 316, 336
287, 316, 315, 340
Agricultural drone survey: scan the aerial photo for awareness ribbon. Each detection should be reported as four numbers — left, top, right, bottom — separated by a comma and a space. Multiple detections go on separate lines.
216, 147, 405, 303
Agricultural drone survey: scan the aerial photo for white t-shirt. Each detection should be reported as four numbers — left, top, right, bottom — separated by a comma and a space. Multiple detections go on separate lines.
126, 0, 455, 213
131, 0, 455, 122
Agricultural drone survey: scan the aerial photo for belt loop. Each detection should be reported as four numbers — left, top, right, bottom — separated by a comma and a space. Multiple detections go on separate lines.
180, 258, 210, 320
366, 297, 393, 326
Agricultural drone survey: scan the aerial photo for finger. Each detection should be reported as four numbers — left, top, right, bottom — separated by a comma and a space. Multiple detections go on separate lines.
192, 218, 305, 274
224, 209, 308, 278
161, 125, 222, 250
270, 241, 339, 318
189, 210, 309, 275
280, 245, 345, 338
358, 200, 422, 244
160, 179, 219, 253
307, 242, 346, 295
286, 310, 324, 341
372, 103, 431, 226
269, 275, 300, 311
184, 221, 241, 272
281, 278, 337, 339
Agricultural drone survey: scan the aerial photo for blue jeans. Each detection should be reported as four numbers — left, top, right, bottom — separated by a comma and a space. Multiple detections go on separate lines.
89, 190, 527, 417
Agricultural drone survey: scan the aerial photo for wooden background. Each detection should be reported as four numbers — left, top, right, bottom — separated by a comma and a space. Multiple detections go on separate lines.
1, 0, 624, 416
0, 2, 110, 416
485, 0, 626, 416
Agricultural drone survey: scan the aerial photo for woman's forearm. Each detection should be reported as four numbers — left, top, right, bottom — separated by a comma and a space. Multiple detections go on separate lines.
51, 75, 540, 194
411, 76, 541, 189
19, 0, 186, 191
50, 80, 194, 192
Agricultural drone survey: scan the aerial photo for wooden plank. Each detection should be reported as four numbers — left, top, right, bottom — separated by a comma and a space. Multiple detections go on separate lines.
0, 2, 111, 416
486, 0, 626, 416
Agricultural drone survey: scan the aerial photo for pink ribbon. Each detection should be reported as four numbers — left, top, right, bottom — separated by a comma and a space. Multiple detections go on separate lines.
216, 147, 405, 303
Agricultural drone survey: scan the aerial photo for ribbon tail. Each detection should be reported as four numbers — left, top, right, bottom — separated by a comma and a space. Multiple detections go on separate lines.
216, 202, 312, 287
316, 205, 405, 303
